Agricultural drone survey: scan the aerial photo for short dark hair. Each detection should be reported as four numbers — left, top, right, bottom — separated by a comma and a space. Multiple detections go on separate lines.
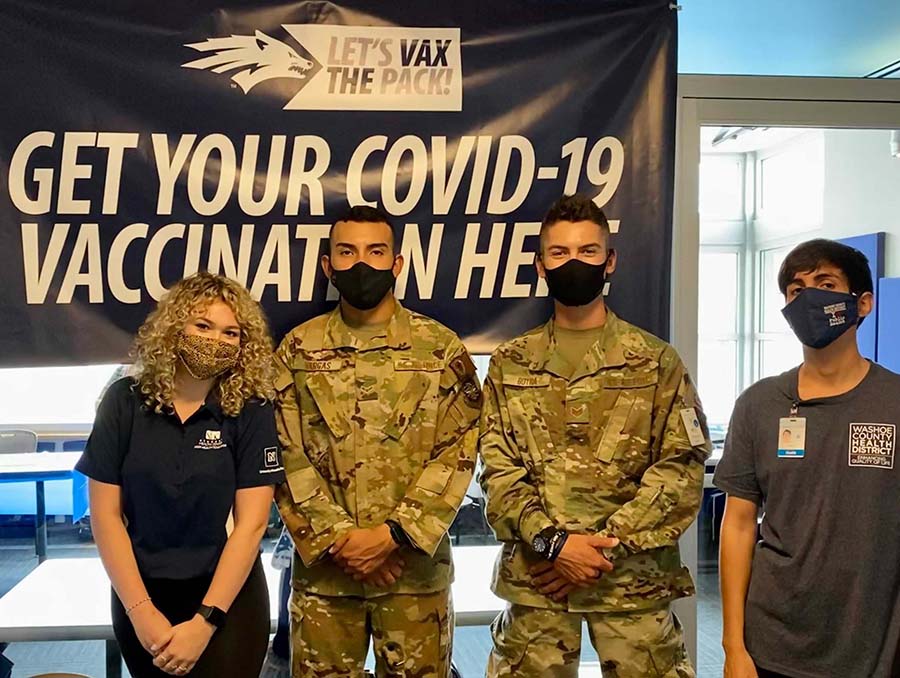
539, 194, 610, 250
777, 239, 873, 297
329, 204, 398, 252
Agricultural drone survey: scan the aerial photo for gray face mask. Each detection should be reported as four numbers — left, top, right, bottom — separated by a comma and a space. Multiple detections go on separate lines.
176, 331, 240, 380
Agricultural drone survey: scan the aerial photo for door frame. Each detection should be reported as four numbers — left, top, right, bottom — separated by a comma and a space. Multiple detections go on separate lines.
672, 74, 900, 668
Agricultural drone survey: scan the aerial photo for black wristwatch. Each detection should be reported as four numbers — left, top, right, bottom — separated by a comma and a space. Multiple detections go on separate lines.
386, 520, 412, 547
196, 604, 227, 630
532, 527, 568, 561
531, 528, 552, 557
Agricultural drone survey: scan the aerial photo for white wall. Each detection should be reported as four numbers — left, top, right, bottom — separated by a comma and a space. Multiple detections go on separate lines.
822, 129, 900, 275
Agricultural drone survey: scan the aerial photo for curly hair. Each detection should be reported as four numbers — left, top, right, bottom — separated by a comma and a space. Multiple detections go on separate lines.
130, 272, 276, 417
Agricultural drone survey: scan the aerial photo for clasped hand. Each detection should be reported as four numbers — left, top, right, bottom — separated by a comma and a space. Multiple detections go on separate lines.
529, 534, 619, 601
331, 525, 406, 587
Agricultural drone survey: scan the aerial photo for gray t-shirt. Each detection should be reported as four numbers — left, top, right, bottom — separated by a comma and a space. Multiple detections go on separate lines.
714, 362, 900, 678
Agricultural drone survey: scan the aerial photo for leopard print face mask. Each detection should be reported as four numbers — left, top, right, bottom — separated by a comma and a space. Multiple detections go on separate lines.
176, 331, 240, 380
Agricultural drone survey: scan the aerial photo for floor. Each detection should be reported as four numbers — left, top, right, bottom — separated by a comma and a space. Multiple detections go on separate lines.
696, 571, 725, 678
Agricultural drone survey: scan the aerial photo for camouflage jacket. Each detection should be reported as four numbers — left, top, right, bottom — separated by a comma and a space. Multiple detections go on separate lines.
274, 302, 481, 598
479, 310, 711, 612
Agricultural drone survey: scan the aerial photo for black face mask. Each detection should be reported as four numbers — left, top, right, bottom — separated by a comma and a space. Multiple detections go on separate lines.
781, 287, 859, 349
331, 261, 396, 311
543, 256, 609, 307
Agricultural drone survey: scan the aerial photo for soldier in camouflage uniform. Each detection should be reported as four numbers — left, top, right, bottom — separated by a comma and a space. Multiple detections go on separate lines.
480, 194, 711, 678
274, 205, 482, 678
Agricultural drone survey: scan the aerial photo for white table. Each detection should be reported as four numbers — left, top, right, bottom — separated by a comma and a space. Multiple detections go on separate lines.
0, 452, 82, 561
0, 548, 504, 677
451, 545, 504, 626
0, 557, 282, 678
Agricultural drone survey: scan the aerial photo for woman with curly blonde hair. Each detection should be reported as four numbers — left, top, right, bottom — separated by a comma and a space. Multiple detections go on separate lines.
76, 272, 284, 678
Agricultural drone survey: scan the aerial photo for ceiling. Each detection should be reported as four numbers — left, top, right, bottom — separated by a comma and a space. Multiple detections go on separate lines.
679, 0, 900, 78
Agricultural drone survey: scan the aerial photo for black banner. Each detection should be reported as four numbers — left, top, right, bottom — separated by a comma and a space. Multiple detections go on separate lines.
0, 0, 676, 366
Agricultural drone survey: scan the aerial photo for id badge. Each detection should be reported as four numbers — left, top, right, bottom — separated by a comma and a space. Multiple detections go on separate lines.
680, 408, 707, 447
777, 417, 806, 458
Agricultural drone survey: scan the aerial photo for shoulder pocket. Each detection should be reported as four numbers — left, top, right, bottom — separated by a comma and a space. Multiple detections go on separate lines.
304, 372, 351, 440
597, 392, 637, 462
594, 371, 658, 468
415, 463, 454, 495
384, 372, 431, 441
275, 368, 293, 392
286, 466, 320, 503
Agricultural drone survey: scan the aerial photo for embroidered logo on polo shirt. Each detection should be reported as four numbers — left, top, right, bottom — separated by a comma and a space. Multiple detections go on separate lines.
195, 429, 227, 451
264, 447, 279, 468
848, 423, 895, 469
260, 446, 284, 474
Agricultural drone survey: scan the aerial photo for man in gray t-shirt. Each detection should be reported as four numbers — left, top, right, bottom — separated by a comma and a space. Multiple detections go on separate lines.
715, 239, 900, 678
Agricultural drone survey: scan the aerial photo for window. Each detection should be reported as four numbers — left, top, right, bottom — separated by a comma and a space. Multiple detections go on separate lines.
697, 250, 741, 434
698, 151, 747, 435
757, 247, 803, 378
700, 156, 745, 220
759, 142, 824, 228
698, 133, 821, 431
0, 365, 122, 426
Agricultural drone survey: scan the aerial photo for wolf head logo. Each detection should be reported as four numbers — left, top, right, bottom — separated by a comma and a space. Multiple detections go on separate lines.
183, 30, 314, 94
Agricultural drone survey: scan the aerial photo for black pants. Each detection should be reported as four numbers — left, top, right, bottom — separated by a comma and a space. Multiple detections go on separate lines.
271, 566, 291, 659
112, 557, 269, 678
756, 666, 794, 678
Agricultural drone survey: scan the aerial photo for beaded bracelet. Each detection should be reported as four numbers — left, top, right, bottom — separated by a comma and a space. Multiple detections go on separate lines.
547, 530, 569, 562
125, 597, 152, 616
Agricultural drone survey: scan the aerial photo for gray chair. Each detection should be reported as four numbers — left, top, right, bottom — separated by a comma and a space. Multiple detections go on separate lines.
0, 429, 38, 454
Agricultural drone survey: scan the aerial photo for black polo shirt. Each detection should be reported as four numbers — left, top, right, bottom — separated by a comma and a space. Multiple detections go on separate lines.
77, 377, 285, 580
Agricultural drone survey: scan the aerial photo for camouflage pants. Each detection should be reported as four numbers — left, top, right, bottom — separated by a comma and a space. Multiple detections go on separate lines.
290, 588, 453, 678
486, 603, 694, 678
